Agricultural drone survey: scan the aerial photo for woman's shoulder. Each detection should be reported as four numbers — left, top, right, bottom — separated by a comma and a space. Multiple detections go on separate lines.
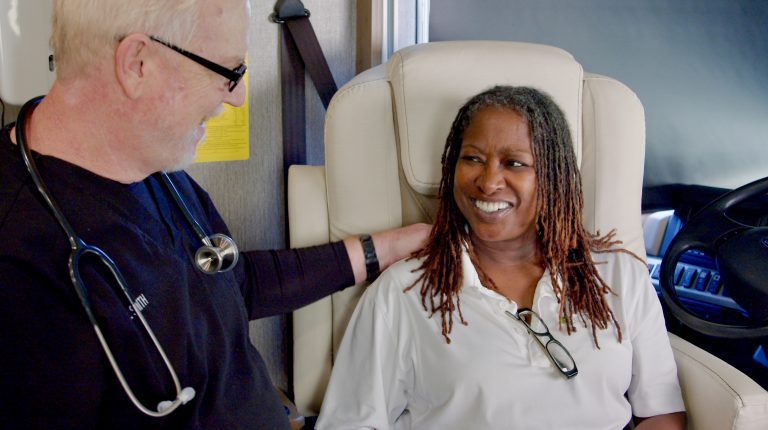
377, 255, 425, 284
363, 256, 426, 304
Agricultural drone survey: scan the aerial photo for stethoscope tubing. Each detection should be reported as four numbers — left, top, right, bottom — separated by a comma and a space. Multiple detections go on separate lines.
15, 96, 196, 417
158, 171, 213, 247
16, 97, 79, 250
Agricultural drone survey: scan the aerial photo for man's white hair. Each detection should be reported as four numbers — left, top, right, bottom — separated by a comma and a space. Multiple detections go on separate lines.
51, 0, 203, 79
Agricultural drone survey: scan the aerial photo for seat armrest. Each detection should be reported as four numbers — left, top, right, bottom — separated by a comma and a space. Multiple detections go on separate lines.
669, 333, 768, 430
288, 165, 330, 248
288, 165, 334, 416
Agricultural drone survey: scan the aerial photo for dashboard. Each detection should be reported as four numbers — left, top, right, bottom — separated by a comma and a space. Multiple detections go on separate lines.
647, 253, 738, 314
643, 207, 767, 388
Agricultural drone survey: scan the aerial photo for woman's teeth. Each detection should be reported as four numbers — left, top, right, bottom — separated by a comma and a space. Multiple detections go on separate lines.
474, 200, 511, 213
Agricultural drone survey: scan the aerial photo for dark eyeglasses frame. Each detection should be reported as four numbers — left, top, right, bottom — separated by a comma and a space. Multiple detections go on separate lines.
505, 308, 579, 379
149, 36, 246, 92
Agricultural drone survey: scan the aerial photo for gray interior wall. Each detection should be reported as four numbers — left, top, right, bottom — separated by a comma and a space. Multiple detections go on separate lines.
430, 0, 768, 189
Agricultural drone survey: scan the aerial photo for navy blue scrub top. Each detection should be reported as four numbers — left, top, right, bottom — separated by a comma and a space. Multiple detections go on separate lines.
0, 126, 353, 429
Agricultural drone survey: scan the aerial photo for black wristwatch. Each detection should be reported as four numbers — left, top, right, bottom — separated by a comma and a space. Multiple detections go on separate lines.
359, 234, 380, 283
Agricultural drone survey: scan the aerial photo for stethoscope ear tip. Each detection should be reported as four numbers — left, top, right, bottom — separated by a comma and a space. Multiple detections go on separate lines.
180, 387, 196, 403
156, 387, 196, 414
157, 400, 174, 414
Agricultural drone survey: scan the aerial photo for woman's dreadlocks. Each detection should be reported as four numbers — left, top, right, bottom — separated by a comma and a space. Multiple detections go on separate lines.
407, 86, 631, 347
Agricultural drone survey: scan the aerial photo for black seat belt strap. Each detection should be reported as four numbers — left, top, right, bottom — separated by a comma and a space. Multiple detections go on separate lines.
272, 0, 337, 168
272, 0, 338, 239
284, 17, 337, 109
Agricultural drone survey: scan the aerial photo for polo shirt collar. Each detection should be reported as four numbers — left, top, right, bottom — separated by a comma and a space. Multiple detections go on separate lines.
458, 245, 562, 368
459, 244, 560, 314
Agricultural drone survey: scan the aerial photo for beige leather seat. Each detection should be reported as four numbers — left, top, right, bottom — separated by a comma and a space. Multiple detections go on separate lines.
288, 40, 768, 429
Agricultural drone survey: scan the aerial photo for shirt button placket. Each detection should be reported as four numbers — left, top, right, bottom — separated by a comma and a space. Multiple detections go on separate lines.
499, 301, 526, 335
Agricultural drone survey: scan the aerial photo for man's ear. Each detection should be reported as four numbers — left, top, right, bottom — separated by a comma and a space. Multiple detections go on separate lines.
114, 34, 152, 99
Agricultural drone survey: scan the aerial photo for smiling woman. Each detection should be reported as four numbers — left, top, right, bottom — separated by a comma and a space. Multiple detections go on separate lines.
317, 85, 687, 430
411, 86, 629, 346
453, 108, 538, 257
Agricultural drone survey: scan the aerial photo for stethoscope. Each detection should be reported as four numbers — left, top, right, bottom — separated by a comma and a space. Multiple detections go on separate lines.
15, 96, 239, 417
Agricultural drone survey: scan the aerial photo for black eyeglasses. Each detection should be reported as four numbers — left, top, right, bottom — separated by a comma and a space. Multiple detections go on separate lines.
150, 36, 246, 92
505, 308, 578, 379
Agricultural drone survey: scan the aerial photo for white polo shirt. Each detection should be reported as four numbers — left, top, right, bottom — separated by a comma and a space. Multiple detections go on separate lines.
317, 249, 685, 430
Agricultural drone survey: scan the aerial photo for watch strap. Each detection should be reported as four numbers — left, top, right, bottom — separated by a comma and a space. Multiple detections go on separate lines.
359, 234, 380, 283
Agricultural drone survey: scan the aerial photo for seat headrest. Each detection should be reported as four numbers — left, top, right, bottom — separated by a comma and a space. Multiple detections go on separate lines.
388, 41, 584, 196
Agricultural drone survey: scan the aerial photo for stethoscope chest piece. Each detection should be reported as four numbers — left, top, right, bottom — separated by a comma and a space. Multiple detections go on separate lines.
195, 233, 239, 274
156, 172, 239, 275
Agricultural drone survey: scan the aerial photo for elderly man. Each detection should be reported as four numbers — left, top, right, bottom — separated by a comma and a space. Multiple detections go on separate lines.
0, 0, 427, 428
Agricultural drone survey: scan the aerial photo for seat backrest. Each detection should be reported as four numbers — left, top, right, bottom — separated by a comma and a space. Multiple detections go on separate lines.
288, 40, 646, 415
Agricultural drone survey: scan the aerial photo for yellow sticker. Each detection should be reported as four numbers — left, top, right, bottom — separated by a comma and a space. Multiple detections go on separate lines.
193, 62, 250, 163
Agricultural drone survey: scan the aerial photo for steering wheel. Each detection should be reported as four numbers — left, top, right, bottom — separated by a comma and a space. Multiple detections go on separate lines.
660, 176, 768, 338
